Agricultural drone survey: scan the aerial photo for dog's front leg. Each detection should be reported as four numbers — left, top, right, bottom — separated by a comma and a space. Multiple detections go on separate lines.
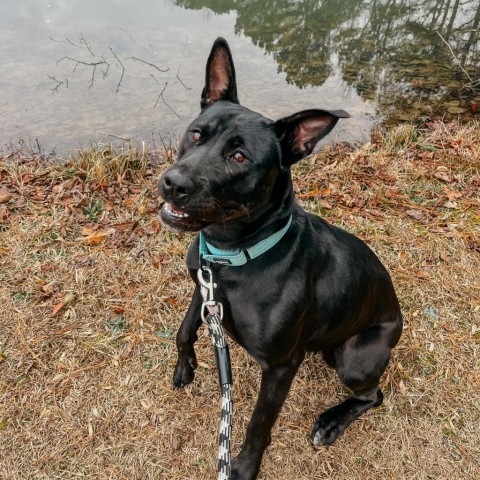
173, 286, 202, 388
232, 352, 304, 480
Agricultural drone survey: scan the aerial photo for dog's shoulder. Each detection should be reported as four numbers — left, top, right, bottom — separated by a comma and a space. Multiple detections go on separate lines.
303, 210, 380, 261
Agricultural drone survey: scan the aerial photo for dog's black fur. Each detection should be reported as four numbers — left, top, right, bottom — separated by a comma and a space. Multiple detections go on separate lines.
158, 38, 402, 480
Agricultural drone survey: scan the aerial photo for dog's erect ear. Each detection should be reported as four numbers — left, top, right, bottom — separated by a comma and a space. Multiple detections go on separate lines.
201, 37, 239, 110
274, 109, 350, 167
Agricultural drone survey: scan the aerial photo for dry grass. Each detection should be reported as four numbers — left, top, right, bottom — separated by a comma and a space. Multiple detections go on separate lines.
1, 120, 479, 479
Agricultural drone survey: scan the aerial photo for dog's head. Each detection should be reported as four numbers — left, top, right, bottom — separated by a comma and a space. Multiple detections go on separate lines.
159, 37, 349, 232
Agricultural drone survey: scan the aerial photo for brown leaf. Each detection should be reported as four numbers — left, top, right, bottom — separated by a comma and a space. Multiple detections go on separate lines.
434, 171, 452, 183
74, 255, 97, 267
103, 199, 115, 211
103, 226, 117, 236
112, 221, 137, 231
297, 186, 320, 199
419, 151, 434, 160
366, 209, 385, 218
20, 173, 35, 184
406, 209, 425, 220
171, 433, 183, 452
414, 270, 429, 279
0, 205, 9, 221
164, 297, 178, 308
354, 196, 367, 208
40, 283, 55, 296
81, 231, 108, 244
52, 183, 65, 194
443, 188, 462, 201
376, 170, 396, 182
123, 197, 136, 210
81, 225, 97, 236
128, 185, 141, 194
145, 220, 161, 235
443, 201, 458, 209
318, 199, 332, 209
145, 201, 158, 214
0, 189, 12, 204
51, 302, 65, 317
59, 195, 75, 207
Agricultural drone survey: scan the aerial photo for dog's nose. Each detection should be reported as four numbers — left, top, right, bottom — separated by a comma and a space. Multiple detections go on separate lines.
160, 169, 196, 201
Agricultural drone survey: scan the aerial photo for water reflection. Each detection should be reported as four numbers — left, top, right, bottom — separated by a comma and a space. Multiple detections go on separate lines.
175, 0, 480, 122
1, 0, 369, 154
1, 0, 478, 154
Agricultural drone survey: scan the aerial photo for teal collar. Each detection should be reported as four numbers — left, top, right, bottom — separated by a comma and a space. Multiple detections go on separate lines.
199, 215, 292, 266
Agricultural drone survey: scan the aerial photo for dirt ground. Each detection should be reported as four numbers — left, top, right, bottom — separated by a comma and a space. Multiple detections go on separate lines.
1, 120, 479, 479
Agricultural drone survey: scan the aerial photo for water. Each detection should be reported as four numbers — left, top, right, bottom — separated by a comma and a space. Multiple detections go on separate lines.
1, 0, 479, 155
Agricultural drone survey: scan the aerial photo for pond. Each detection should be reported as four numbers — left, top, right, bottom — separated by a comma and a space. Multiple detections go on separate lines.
1, 0, 479, 155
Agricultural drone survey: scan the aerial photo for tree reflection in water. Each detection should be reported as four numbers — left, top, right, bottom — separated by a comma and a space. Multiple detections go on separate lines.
175, 0, 480, 122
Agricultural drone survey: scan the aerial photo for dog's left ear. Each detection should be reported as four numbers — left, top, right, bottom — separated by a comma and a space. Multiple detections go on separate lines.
275, 109, 350, 167
201, 37, 239, 110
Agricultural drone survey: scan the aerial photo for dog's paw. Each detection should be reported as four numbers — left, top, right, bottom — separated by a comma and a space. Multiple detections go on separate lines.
311, 413, 345, 446
230, 458, 256, 480
230, 453, 263, 480
172, 354, 197, 389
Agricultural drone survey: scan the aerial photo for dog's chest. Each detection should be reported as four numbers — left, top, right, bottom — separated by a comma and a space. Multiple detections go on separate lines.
211, 268, 307, 363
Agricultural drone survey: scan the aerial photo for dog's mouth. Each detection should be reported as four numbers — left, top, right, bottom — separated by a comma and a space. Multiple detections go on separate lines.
164, 202, 190, 219
160, 200, 249, 232
159, 202, 206, 232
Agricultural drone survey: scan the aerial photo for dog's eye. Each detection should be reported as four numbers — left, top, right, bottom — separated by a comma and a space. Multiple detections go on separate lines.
192, 130, 201, 143
232, 151, 246, 163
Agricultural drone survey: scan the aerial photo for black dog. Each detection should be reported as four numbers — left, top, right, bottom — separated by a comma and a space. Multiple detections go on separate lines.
159, 38, 402, 480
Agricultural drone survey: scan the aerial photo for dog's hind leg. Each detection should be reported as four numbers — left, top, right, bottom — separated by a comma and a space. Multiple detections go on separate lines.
173, 287, 202, 388
311, 320, 401, 446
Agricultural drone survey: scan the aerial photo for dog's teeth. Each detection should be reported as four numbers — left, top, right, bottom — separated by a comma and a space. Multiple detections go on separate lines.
164, 203, 189, 218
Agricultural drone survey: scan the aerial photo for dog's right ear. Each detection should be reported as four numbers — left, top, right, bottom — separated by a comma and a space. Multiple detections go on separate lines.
201, 37, 239, 110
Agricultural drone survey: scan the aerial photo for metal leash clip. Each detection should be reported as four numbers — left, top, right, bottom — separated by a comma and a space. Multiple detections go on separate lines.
198, 265, 224, 322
